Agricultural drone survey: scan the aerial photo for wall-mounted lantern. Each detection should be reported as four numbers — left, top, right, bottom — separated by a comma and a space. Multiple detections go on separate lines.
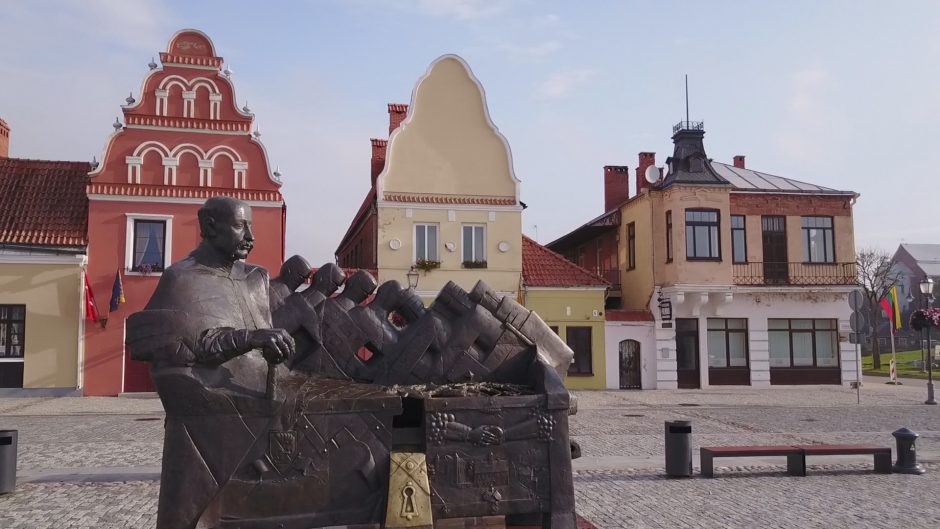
406, 266, 420, 290
657, 289, 673, 322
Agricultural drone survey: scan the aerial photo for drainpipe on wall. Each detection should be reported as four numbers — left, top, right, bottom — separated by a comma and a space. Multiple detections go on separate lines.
76, 254, 88, 391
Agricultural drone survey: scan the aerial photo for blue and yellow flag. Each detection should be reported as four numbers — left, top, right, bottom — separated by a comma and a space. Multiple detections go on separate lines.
109, 269, 125, 312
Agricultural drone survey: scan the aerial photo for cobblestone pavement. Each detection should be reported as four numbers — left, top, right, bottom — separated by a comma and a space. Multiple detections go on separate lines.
0, 383, 938, 528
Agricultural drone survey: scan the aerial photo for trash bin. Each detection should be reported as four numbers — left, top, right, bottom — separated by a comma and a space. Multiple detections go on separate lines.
665, 420, 692, 478
0, 430, 17, 494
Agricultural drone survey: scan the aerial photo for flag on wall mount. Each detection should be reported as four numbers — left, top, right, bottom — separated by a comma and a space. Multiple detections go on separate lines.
110, 269, 126, 312
878, 286, 902, 330
83, 271, 100, 322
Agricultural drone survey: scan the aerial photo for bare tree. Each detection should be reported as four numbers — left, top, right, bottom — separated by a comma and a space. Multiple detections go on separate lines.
856, 247, 903, 369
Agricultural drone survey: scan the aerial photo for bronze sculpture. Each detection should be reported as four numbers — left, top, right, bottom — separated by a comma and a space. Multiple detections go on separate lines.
127, 197, 578, 529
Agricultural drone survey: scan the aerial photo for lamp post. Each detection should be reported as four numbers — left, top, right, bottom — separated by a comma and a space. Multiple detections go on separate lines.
406, 266, 420, 290
920, 277, 936, 405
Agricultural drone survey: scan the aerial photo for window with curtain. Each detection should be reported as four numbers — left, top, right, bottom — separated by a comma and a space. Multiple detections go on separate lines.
665, 211, 673, 262
802, 216, 834, 263
133, 220, 167, 271
0, 305, 25, 358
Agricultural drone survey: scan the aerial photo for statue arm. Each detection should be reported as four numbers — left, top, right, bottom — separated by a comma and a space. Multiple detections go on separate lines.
193, 327, 253, 366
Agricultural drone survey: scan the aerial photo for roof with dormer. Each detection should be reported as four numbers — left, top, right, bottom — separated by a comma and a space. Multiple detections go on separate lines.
0, 158, 90, 249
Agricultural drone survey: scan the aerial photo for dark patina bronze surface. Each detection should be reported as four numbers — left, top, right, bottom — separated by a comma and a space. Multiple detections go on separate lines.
126, 197, 578, 529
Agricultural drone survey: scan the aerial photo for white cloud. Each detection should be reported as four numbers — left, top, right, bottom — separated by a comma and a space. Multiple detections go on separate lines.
499, 40, 563, 59
536, 69, 596, 100
775, 65, 831, 161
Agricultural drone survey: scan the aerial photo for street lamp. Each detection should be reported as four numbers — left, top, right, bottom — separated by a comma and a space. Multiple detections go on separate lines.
406, 266, 420, 290
920, 277, 936, 405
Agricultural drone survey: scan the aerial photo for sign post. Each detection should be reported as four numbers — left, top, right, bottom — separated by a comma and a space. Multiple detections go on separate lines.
848, 290, 869, 405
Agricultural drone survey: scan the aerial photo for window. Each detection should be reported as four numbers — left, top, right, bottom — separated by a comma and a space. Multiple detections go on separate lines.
802, 216, 834, 263
566, 326, 593, 375
462, 224, 486, 265
768, 319, 839, 368
731, 215, 746, 263
133, 220, 166, 272
414, 224, 439, 262
707, 318, 748, 368
665, 211, 673, 262
125, 214, 172, 274
0, 305, 25, 358
685, 209, 721, 260
627, 222, 636, 270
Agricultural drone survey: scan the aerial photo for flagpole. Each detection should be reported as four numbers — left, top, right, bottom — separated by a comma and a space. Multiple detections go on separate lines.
889, 322, 899, 385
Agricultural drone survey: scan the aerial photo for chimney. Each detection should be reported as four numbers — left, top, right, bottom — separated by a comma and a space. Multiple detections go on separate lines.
370, 139, 387, 187
604, 166, 629, 211
0, 118, 9, 158
636, 152, 656, 194
388, 104, 408, 135
733, 155, 745, 169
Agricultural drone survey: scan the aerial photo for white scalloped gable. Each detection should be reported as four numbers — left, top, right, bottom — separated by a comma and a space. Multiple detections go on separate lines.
379, 55, 519, 200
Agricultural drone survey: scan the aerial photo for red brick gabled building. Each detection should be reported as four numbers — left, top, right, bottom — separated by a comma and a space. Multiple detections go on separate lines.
83, 29, 286, 395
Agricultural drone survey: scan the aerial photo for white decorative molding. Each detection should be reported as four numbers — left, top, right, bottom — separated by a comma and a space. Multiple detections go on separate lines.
389, 238, 402, 250
162, 156, 179, 185
377, 201, 522, 213
90, 194, 283, 208
0, 250, 86, 265
405, 208, 414, 218
447, 210, 456, 222
124, 213, 173, 275
488, 211, 496, 222
444, 241, 456, 252
498, 241, 510, 253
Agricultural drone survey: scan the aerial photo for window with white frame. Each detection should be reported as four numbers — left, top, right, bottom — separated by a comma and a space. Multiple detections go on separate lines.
125, 214, 173, 274
462, 224, 486, 264
414, 223, 439, 262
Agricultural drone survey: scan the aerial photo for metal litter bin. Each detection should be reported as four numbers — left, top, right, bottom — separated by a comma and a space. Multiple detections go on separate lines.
0, 429, 16, 494
665, 420, 692, 477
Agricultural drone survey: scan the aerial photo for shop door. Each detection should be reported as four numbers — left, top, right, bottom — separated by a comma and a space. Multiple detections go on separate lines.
675, 318, 701, 389
619, 340, 641, 389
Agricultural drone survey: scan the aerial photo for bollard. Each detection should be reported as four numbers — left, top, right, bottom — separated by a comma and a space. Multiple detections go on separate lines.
0, 430, 17, 494
892, 427, 926, 475
665, 420, 692, 477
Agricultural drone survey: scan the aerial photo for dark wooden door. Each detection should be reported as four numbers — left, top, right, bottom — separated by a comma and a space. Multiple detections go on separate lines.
619, 340, 641, 389
675, 319, 700, 389
761, 216, 788, 284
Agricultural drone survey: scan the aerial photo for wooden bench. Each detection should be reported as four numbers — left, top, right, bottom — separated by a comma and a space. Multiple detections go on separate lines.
700, 446, 803, 478
793, 444, 891, 475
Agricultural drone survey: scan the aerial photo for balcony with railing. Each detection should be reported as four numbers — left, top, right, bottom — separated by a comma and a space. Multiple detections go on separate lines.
732, 262, 857, 286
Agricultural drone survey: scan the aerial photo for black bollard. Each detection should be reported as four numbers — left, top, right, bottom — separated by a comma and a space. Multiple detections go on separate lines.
892, 427, 926, 475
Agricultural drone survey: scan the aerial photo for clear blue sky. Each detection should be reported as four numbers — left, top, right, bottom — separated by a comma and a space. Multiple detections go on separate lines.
2, 1, 938, 264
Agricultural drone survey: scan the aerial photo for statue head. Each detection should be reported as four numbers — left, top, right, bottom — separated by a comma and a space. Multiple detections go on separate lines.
278, 255, 313, 291
198, 196, 255, 262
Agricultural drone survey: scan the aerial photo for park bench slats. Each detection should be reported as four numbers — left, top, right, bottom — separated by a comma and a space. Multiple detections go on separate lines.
700, 444, 892, 477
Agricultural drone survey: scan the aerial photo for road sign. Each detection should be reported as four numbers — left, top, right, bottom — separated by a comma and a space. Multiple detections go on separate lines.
849, 332, 868, 344
850, 312, 867, 333
848, 290, 865, 311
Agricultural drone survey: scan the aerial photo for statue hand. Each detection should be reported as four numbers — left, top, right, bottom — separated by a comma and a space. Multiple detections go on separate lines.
248, 328, 295, 364
468, 425, 503, 446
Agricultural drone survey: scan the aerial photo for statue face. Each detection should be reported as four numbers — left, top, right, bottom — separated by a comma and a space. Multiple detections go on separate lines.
209, 203, 255, 261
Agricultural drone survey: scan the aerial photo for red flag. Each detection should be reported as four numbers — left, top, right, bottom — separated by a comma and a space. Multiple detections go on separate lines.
84, 271, 100, 322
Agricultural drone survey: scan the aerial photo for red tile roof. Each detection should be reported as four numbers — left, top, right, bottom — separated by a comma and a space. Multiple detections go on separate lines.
388, 104, 408, 113
522, 236, 609, 288
0, 158, 90, 248
605, 309, 654, 322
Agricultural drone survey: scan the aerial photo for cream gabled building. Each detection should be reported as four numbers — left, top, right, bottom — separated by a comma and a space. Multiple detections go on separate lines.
337, 55, 610, 390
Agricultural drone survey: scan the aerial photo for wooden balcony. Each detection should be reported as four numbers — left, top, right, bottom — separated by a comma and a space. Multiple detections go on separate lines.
732, 262, 857, 286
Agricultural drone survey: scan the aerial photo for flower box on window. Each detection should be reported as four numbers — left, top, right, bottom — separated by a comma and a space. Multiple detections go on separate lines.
131, 263, 164, 275
414, 258, 441, 272
461, 260, 488, 269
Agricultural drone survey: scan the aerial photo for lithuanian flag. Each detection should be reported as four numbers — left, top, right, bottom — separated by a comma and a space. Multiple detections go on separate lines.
879, 286, 902, 330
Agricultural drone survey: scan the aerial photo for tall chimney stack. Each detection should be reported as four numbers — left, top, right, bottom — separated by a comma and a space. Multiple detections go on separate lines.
733, 155, 745, 169
370, 138, 387, 187
604, 165, 629, 211
636, 152, 656, 194
0, 118, 9, 158
388, 104, 408, 135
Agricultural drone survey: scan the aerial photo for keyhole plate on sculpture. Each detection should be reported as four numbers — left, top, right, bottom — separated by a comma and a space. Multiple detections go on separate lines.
386, 452, 433, 529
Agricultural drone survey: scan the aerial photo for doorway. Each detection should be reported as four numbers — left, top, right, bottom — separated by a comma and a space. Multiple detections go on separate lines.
675, 318, 701, 389
619, 339, 641, 389
761, 216, 788, 284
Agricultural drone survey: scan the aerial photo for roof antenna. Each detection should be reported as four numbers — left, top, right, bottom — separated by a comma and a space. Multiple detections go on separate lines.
685, 74, 690, 123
